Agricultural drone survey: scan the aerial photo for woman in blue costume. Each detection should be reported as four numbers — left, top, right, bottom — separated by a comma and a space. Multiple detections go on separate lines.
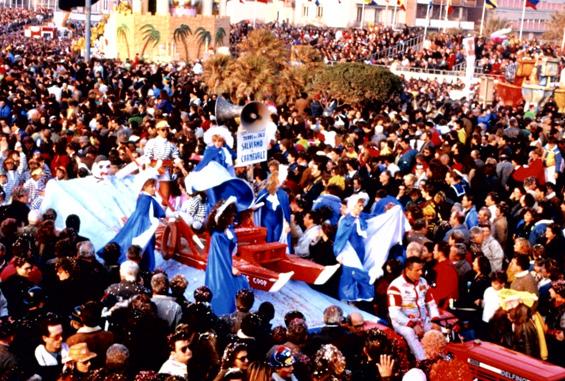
195, 126, 236, 176
100, 178, 166, 272
254, 171, 291, 249
205, 196, 249, 316
333, 192, 374, 302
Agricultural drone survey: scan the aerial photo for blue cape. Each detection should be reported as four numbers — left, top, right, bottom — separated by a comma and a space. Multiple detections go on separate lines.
205, 227, 249, 316
101, 193, 165, 272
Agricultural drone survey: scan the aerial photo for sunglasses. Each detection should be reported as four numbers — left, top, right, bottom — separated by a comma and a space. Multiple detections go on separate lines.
236, 356, 249, 361
179, 346, 191, 353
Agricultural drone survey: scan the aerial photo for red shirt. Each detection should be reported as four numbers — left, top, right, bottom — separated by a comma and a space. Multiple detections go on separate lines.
432, 260, 459, 310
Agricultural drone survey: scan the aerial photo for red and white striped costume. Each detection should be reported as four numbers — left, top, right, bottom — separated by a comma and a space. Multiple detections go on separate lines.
387, 273, 439, 360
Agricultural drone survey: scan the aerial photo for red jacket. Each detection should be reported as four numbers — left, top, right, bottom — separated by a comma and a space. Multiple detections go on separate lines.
512, 158, 545, 185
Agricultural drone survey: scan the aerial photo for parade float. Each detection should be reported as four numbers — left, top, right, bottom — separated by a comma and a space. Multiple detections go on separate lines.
156, 219, 340, 292
100, 0, 229, 62
521, 55, 560, 111
495, 55, 536, 107
553, 67, 565, 113
494, 51, 561, 111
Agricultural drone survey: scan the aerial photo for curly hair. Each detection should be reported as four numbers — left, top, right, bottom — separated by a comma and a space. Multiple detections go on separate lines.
421, 330, 447, 360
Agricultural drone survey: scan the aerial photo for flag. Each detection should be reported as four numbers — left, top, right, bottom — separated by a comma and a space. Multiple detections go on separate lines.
526, 0, 539, 9
485, 0, 497, 8
446, 0, 454, 15
397, 0, 405, 11
363, 0, 377, 5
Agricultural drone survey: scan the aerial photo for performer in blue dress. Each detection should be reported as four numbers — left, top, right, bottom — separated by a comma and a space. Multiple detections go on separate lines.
333, 192, 374, 302
101, 178, 166, 272
195, 126, 236, 176
205, 196, 249, 316
254, 172, 291, 249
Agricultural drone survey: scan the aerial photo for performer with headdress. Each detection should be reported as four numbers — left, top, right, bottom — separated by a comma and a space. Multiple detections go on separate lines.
334, 192, 374, 302
195, 125, 236, 176
205, 196, 249, 316
101, 177, 166, 272
142, 120, 182, 207
254, 171, 292, 250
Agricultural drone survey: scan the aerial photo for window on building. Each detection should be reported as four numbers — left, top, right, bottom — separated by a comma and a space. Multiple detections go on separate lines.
303, 6, 309, 17
356, 6, 363, 22
317, 6, 323, 17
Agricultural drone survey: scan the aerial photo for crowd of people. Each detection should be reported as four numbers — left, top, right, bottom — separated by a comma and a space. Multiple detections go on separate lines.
230, 21, 563, 76
0, 7, 563, 381
0, 7, 51, 35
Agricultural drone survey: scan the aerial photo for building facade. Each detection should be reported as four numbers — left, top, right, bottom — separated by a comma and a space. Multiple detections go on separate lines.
493, 0, 564, 35
223, 0, 480, 30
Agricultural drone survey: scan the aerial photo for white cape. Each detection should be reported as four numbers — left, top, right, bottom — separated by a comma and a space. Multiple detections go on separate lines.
40, 171, 157, 251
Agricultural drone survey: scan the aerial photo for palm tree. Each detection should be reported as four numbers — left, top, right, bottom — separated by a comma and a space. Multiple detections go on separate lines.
542, 11, 565, 41
140, 24, 161, 58
214, 27, 226, 48
237, 29, 290, 68
173, 24, 192, 62
291, 45, 322, 66
203, 54, 233, 94
116, 24, 130, 59
195, 27, 212, 57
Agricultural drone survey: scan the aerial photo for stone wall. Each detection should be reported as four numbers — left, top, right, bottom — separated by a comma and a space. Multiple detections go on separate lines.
105, 13, 231, 62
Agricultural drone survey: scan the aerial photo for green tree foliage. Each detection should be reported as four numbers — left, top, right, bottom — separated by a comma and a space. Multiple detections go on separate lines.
203, 31, 402, 106
204, 29, 303, 105
308, 63, 403, 106
203, 54, 233, 94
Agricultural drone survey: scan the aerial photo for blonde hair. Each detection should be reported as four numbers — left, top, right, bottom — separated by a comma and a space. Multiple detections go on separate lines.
421, 330, 447, 360
267, 171, 280, 195
247, 361, 272, 381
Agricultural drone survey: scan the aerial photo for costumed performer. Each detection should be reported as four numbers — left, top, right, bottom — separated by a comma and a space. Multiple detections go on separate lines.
102, 177, 166, 273
195, 125, 236, 176
205, 196, 249, 316
254, 171, 292, 250
334, 192, 374, 302
142, 120, 182, 207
